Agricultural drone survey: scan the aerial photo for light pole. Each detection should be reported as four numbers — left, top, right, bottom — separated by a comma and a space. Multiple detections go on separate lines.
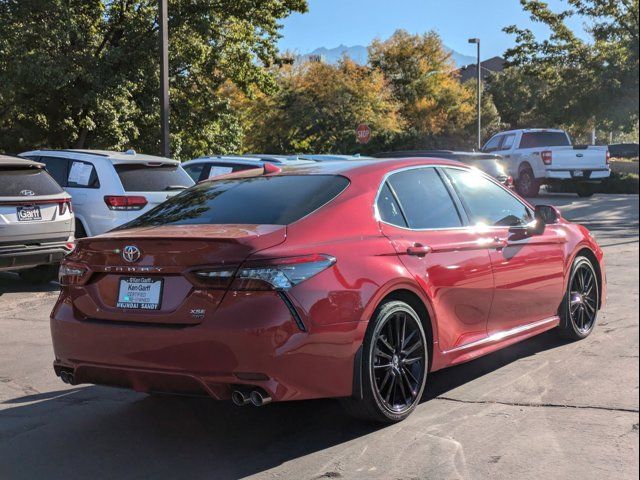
159, 0, 170, 157
468, 38, 481, 150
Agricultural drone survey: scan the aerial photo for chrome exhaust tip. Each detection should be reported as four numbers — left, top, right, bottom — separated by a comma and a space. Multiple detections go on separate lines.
249, 390, 272, 407
231, 390, 250, 407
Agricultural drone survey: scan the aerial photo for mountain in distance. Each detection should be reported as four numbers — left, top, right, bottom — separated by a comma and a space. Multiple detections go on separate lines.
296, 44, 477, 68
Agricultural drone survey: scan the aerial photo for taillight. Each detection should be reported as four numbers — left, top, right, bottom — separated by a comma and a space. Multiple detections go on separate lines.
606, 150, 611, 165
58, 200, 72, 215
541, 151, 553, 165
58, 263, 89, 286
189, 254, 336, 291
506, 176, 515, 189
104, 196, 148, 211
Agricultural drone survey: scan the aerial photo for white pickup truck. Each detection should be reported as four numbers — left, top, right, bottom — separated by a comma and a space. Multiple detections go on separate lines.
481, 129, 610, 197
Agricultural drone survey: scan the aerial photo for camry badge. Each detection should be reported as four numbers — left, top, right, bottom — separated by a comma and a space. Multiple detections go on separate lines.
122, 245, 142, 263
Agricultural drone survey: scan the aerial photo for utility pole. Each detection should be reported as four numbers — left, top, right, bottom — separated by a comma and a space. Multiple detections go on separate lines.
159, 0, 170, 157
468, 38, 481, 150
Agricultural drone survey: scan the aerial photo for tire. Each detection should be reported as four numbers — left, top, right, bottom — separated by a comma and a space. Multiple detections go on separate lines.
18, 264, 58, 284
516, 166, 540, 197
576, 183, 595, 198
75, 220, 87, 239
557, 256, 599, 340
342, 300, 428, 423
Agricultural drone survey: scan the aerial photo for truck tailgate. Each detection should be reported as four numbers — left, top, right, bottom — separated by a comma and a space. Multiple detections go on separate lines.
548, 146, 608, 170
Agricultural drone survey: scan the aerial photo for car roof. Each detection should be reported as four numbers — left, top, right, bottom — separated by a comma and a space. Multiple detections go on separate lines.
0, 154, 45, 168
185, 155, 316, 166
274, 156, 471, 178
19, 149, 179, 165
375, 150, 501, 161
299, 154, 375, 162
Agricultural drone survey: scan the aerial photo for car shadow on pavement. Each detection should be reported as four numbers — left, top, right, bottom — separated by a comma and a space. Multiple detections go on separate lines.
0, 272, 59, 295
0, 330, 572, 480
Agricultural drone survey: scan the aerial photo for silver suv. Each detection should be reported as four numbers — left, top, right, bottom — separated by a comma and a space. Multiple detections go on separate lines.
0, 155, 74, 283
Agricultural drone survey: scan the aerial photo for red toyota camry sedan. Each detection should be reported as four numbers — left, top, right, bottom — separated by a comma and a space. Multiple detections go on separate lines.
51, 158, 605, 423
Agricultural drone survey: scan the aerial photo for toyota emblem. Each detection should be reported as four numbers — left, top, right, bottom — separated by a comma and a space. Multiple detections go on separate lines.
122, 245, 142, 263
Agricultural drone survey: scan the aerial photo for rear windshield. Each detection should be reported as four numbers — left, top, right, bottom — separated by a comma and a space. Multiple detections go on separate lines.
120, 175, 350, 228
519, 132, 570, 149
115, 164, 194, 192
0, 168, 64, 197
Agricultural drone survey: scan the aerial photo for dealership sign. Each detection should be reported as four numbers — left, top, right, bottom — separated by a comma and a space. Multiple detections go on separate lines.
356, 124, 371, 144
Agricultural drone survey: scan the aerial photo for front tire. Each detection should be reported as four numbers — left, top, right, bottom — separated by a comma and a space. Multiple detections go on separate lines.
343, 301, 428, 423
558, 256, 599, 340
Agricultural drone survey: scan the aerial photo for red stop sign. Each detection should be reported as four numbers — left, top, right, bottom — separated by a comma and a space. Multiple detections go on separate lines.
356, 124, 371, 144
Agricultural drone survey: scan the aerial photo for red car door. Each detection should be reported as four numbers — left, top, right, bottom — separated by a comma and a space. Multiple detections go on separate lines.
377, 167, 496, 352
443, 167, 566, 334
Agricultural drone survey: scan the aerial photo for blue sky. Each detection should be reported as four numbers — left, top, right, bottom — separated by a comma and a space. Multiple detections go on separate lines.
279, 0, 589, 59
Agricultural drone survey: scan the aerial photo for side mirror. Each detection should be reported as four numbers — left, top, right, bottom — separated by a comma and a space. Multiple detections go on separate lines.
527, 205, 560, 235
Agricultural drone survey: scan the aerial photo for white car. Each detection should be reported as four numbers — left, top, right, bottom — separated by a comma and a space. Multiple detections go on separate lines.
482, 129, 610, 197
183, 155, 315, 182
0, 155, 74, 283
19, 150, 194, 237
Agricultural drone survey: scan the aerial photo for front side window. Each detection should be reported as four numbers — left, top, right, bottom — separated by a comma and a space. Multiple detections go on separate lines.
120, 175, 350, 228
385, 168, 462, 229
445, 168, 532, 227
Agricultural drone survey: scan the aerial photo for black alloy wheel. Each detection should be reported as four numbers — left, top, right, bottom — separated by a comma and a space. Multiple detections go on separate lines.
559, 256, 599, 340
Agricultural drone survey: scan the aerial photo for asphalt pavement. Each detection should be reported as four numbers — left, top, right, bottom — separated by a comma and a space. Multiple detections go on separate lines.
0, 193, 638, 480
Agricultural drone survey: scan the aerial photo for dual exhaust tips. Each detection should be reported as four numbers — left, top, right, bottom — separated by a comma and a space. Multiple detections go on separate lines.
59, 370, 75, 385
231, 388, 272, 407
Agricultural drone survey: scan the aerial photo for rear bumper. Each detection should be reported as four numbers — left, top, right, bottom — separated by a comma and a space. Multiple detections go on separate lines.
50, 291, 364, 402
0, 241, 73, 271
544, 169, 611, 182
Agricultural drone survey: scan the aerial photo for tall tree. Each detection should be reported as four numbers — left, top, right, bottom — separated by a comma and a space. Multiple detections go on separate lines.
241, 59, 404, 154
502, 0, 639, 133
0, 0, 306, 158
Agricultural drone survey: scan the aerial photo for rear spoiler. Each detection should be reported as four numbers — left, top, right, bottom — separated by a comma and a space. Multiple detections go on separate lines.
198, 162, 282, 184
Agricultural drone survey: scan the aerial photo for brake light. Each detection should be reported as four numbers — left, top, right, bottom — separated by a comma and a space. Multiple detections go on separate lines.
541, 151, 553, 165
58, 200, 72, 215
104, 196, 148, 211
505, 176, 515, 189
606, 150, 611, 165
188, 255, 336, 291
58, 263, 89, 286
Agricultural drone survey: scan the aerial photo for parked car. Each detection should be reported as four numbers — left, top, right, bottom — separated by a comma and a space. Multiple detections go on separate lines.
52, 158, 605, 423
19, 150, 194, 237
376, 150, 512, 186
183, 155, 315, 182
608, 143, 639, 159
482, 129, 610, 197
0, 155, 74, 283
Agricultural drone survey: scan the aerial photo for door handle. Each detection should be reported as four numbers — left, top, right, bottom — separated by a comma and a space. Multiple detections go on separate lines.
407, 243, 432, 257
493, 237, 508, 249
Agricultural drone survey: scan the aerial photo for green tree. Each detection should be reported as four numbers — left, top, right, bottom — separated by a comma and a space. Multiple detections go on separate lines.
241, 59, 404, 154
0, 0, 306, 158
501, 0, 639, 133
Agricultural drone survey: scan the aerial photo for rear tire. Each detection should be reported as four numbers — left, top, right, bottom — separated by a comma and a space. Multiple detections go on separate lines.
558, 256, 599, 340
516, 166, 540, 197
18, 265, 58, 284
576, 183, 595, 198
342, 301, 428, 423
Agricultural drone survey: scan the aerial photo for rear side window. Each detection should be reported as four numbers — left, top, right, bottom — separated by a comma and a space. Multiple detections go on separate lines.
67, 160, 100, 188
120, 175, 349, 228
0, 168, 64, 196
183, 164, 206, 182
499, 134, 516, 150
207, 163, 258, 178
386, 168, 462, 229
115, 164, 194, 192
377, 182, 407, 227
445, 168, 533, 227
519, 132, 570, 149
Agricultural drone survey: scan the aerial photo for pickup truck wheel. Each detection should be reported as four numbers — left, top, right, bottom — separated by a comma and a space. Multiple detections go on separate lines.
576, 183, 595, 198
516, 167, 540, 197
